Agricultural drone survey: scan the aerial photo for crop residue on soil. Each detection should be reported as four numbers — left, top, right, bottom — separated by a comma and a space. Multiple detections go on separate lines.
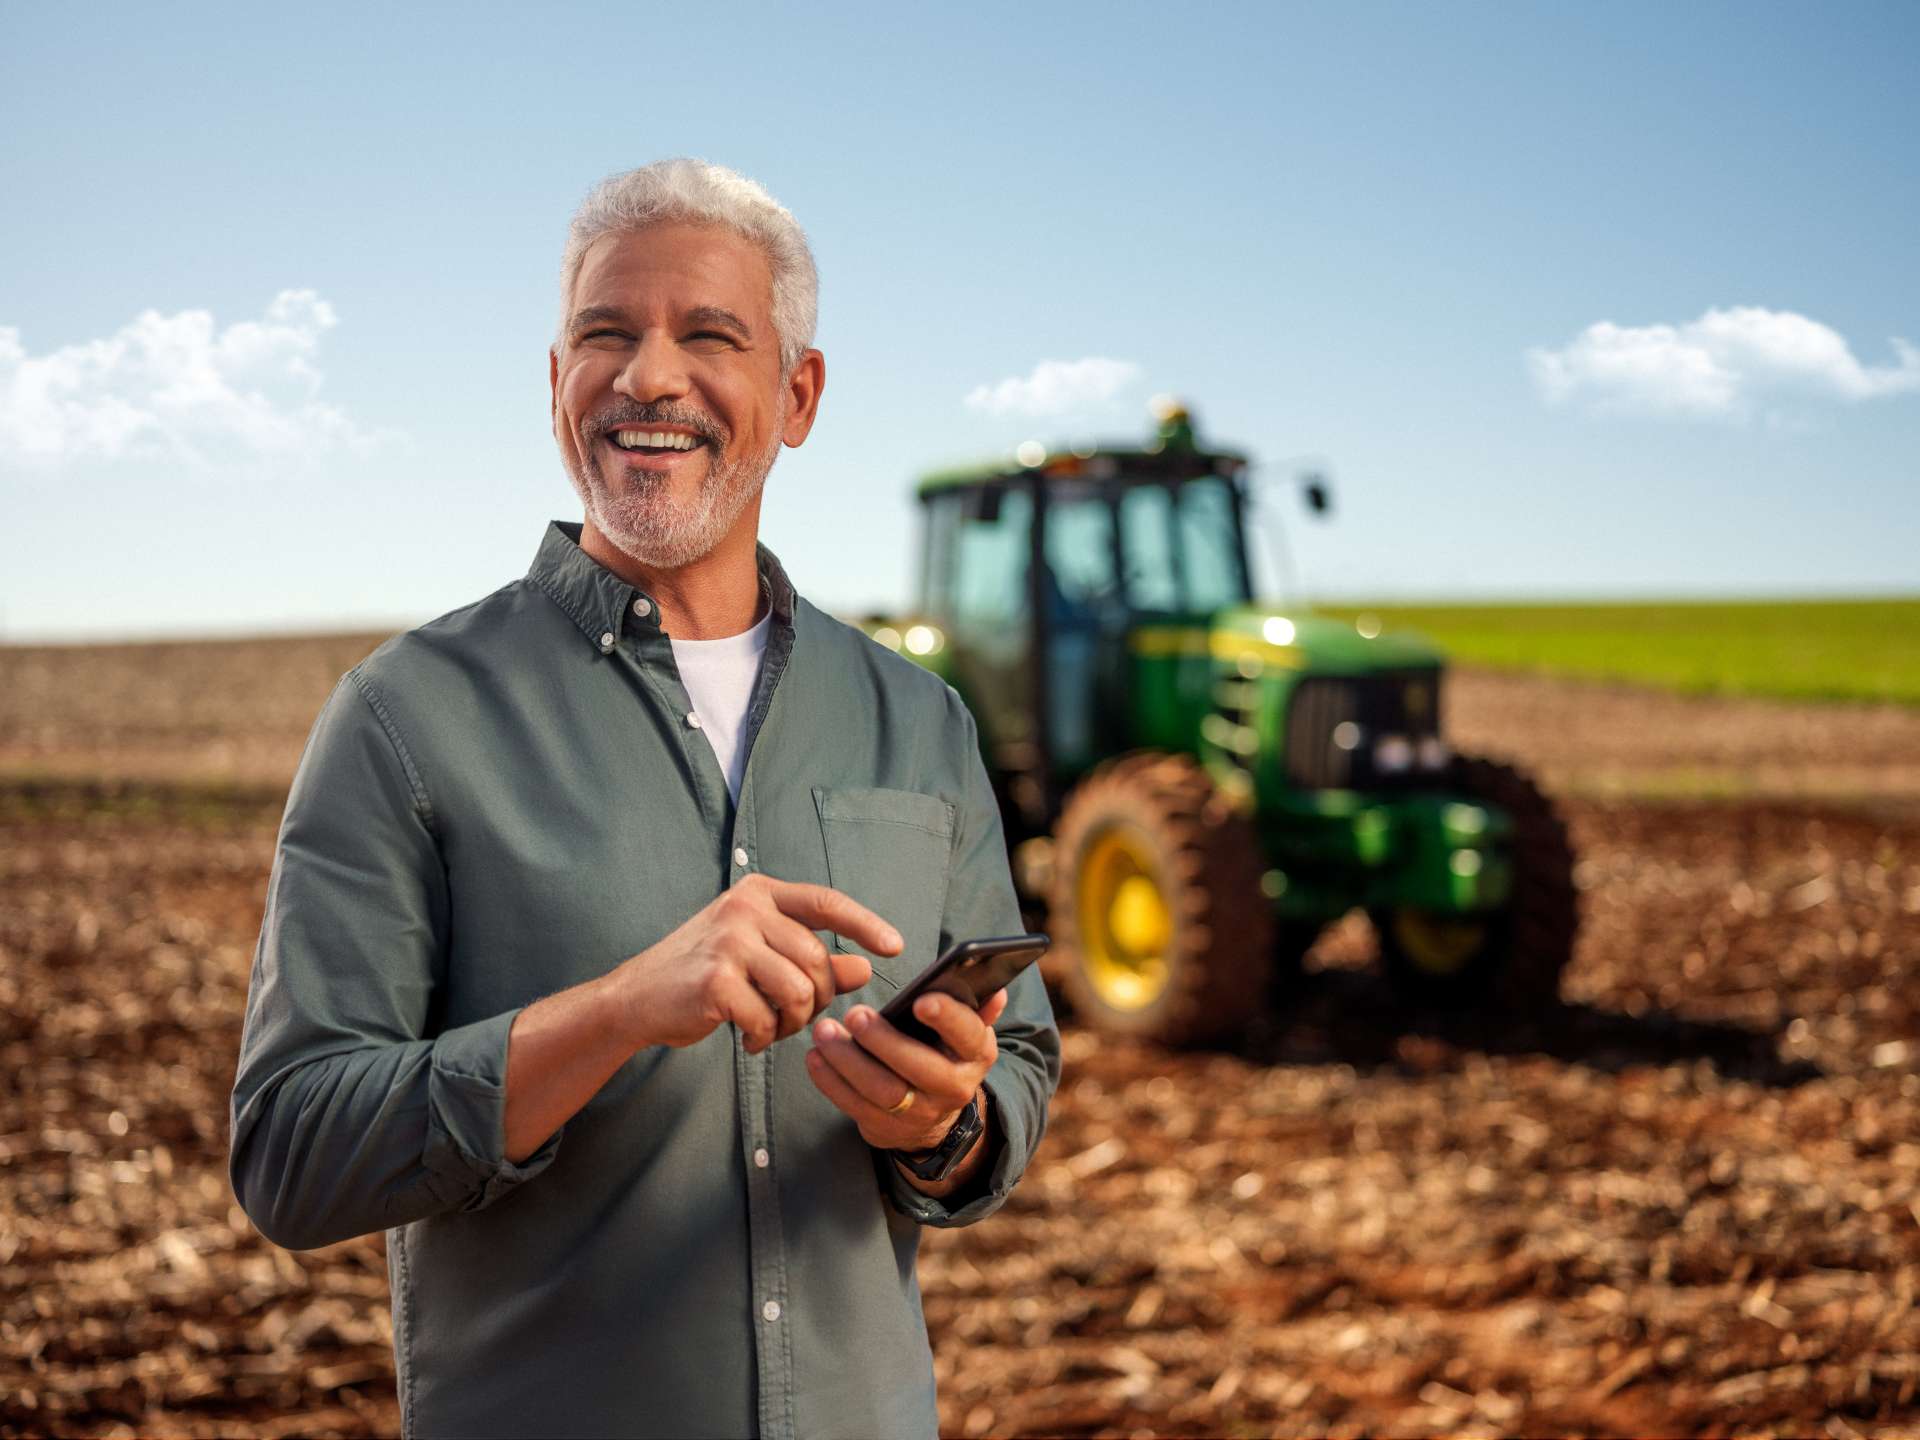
4, 781, 1918, 1437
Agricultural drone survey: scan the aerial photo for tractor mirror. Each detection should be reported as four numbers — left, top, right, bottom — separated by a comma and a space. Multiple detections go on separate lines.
1302, 475, 1331, 517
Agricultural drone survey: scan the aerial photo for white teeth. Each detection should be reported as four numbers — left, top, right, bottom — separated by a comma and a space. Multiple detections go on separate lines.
612, 429, 698, 451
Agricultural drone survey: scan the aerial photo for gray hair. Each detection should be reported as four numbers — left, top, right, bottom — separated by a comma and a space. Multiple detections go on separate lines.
557, 159, 819, 373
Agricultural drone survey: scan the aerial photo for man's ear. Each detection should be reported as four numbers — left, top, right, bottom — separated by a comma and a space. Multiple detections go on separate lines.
781, 349, 826, 448
549, 346, 560, 429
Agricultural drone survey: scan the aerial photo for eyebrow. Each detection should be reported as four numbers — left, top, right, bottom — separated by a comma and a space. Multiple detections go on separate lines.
567, 304, 630, 337
566, 304, 755, 341
685, 306, 753, 341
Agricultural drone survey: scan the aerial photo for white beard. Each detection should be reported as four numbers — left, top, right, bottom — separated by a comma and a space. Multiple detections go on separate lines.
564, 413, 783, 570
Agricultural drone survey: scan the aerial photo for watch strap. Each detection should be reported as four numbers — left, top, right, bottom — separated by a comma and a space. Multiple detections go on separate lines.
893, 1091, 983, 1182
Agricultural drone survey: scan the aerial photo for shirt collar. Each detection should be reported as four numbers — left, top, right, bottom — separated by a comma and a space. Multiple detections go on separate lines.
527, 520, 797, 649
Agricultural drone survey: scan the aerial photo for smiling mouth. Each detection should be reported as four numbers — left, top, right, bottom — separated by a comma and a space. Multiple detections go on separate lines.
606, 429, 707, 456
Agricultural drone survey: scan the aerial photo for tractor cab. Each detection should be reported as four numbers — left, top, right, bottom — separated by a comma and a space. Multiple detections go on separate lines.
912, 403, 1262, 828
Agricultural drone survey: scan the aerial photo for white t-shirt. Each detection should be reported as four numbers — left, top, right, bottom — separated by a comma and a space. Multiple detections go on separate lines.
670, 608, 772, 802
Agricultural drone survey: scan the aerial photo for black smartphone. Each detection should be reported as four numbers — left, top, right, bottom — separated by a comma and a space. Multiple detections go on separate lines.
877, 933, 1050, 1050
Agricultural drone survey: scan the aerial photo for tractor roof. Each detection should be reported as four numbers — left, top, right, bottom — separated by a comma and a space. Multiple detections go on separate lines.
914, 402, 1250, 500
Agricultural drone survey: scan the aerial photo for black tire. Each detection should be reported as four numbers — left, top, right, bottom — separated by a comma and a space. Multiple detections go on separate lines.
1048, 752, 1273, 1046
1370, 753, 1579, 1010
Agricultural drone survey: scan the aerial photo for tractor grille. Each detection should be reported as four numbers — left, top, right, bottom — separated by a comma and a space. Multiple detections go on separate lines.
1284, 669, 1444, 790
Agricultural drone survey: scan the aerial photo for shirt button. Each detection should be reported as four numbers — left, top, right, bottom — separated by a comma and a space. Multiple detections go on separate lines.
632, 597, 652, 618
733, 846, 750, 868
597, 632, 615, 652
753, 1147, 770, 1169
686, 711, 703, 730
762, 1299, 781, 1323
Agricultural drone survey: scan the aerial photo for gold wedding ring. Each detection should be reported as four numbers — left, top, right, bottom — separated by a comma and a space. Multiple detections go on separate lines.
886, 1088, 916, 1115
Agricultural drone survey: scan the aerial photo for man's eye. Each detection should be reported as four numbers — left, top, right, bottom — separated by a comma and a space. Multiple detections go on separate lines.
688, 331, 736, 346
582, 328, 628, 342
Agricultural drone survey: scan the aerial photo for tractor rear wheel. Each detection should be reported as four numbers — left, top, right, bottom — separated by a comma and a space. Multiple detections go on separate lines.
1370, 752, 1578, 1009
1049, 752, 1272, 1045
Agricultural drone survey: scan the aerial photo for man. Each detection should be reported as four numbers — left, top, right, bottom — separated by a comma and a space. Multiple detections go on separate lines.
229, 158, 1062, 1439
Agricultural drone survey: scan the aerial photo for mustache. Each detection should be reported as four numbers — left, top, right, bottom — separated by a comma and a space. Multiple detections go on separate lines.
586, 402, 726, 447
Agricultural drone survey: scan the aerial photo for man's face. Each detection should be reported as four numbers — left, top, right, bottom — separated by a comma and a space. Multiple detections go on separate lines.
551, 221, 820, 570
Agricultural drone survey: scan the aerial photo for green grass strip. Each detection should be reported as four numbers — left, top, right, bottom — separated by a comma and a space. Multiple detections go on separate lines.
1310, 598, 1920, 706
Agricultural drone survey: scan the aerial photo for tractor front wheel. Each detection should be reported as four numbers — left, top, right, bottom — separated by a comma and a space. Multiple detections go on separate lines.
1369, 752, 1578, 1010
1049, 753, 1272, 1045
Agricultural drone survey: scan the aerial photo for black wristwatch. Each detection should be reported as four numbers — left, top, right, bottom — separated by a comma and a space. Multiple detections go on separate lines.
892, 1091, 985, 1182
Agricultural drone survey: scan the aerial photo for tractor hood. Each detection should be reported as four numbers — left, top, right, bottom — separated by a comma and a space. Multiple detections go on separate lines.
1212, 605, 1445, 673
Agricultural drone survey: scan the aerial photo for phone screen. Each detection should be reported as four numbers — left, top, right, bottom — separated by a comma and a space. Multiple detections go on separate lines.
877, 934, 1049, 1049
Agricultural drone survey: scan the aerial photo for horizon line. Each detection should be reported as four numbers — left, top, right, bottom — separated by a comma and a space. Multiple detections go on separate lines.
3, 590, 1918, 648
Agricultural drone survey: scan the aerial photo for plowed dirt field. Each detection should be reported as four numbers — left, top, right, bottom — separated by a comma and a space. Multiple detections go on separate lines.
2, 642, 1916, 1438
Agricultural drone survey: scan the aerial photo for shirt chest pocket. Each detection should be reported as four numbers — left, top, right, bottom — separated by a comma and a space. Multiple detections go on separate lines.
812, 785, 955, 992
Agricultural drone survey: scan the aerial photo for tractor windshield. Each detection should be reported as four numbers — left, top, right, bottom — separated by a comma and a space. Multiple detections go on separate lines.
1119, 476, 1247, 615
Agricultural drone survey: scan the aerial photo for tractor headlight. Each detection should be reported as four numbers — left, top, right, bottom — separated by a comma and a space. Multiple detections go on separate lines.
1418, 736, 1450, 771
1374, 734, 1414, 773
1333, 721, 1364, 751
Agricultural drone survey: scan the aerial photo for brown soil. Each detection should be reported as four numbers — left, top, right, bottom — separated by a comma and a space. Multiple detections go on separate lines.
0, 633, 392, 790
1444, 668, 1920, 806
3, 636, 1917, 1438
928, 797, 1920, 1437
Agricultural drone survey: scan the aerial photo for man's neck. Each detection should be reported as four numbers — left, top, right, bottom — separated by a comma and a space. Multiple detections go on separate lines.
579, 504, 767, 641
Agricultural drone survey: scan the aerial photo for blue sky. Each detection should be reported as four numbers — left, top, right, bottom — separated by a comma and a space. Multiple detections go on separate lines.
3, 1, 1916, 640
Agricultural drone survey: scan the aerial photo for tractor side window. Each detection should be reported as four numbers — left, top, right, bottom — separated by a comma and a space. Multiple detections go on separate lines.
1119, 486, 1180, 612
921, 494, 961, 613
1178, 478, 1246, 612
951, 488, 1032, 628
1043, 491, 1119, 620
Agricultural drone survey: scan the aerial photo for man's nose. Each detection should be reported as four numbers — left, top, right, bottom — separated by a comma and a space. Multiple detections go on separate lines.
614, 332, 692, 406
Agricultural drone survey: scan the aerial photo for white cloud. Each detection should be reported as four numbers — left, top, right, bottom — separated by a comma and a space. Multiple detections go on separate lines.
964, 356, 1142, 417
0, 289, 368, 464
1527, 306, 1920, 420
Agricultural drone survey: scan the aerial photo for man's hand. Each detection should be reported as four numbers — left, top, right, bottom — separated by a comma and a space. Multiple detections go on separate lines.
504, 877, 895, 1162
613, 875, 900, 1054
804, 988, 1009, 1153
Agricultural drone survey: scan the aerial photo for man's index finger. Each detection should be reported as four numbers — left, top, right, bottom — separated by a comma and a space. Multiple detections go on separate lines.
765, 879, 903, 957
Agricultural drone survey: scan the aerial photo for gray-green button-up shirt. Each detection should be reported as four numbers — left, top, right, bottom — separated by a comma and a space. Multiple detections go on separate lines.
229, 522, 1062, 1440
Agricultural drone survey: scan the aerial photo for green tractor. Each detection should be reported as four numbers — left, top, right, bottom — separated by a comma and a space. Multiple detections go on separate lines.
863, 403, 1579, 1045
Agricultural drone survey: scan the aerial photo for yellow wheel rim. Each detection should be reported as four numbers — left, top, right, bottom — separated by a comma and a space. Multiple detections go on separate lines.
1077, 827, 1172, 1010
1391, 909, 1489, 976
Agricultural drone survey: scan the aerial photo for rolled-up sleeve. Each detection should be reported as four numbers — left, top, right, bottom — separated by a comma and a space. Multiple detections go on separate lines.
882, 692, 1062, 1227
229, 671, 558, 1252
